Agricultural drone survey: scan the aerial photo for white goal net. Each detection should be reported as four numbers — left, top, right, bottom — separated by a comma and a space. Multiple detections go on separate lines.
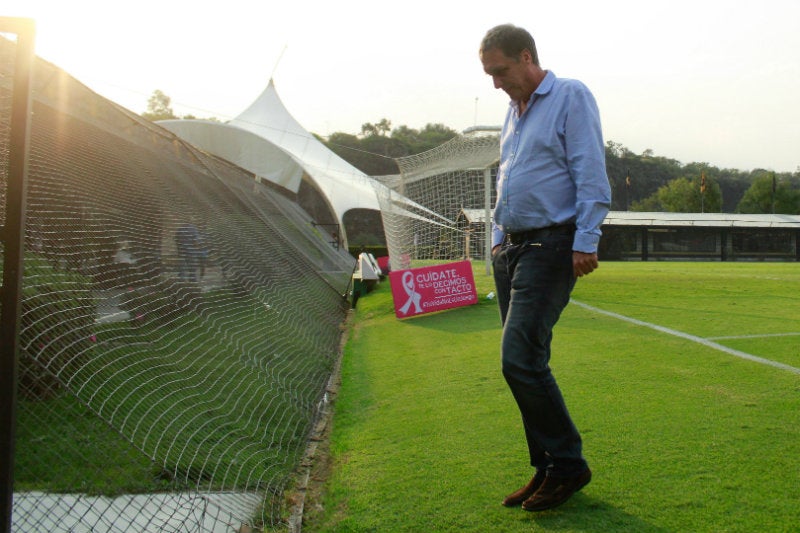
374, 127, 500, 273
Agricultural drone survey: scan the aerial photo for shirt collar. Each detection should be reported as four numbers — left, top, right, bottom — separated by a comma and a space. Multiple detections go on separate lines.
534, 70, 556, 97
509, 70, 556, 115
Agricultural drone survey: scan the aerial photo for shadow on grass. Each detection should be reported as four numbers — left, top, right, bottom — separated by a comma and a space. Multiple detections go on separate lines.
522, 493, 670, 532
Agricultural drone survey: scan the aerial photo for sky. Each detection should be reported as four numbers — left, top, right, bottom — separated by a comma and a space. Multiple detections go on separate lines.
4, 0, 800, 173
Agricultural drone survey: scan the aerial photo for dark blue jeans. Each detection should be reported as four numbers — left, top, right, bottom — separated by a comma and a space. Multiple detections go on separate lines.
492, 232, 588, 477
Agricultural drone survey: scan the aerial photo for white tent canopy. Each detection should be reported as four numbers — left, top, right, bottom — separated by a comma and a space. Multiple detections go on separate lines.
159, 119, 305, 190
159, 80, 388, 245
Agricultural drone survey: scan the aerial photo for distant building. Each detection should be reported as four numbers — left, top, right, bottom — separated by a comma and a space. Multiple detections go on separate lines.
600, 212, 800, 261
456, 208, 491, 260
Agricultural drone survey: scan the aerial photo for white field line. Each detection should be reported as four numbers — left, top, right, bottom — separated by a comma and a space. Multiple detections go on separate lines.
570, 299, 800, 376
707, 332, 800, 340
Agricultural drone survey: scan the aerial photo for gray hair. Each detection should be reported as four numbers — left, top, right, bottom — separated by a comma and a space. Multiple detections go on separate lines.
479, 24, 539, 65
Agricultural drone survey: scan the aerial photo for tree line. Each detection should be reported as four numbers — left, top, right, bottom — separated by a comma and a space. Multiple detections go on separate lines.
323, 124, 799, 215
321, 120, 459, 176
604, 141, 800, 214
143, 91, 799, 215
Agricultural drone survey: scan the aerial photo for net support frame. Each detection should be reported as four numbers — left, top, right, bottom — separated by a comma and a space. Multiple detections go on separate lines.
0, 16, 35, 533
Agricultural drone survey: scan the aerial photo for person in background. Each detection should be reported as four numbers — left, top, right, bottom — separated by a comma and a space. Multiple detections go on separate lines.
174, 220, 202, 282
479, 23, 612, 512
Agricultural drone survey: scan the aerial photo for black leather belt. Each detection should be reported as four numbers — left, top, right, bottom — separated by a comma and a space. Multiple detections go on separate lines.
506, 224, 576, 245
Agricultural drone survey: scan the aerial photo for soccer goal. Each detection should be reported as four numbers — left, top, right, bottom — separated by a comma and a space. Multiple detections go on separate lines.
373, 127, 500, 274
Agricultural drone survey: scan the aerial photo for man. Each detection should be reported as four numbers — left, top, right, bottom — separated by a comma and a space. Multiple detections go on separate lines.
479, 24, 611, 512
175, 220, 202, 282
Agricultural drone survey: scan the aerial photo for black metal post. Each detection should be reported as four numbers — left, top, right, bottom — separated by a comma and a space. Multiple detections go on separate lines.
771, 172, 776, 214
641, 228, 649, 261
625, 169, 630, 211
796, 230, 800, 262
720, 229, 728, 262
0, 17, 35, 533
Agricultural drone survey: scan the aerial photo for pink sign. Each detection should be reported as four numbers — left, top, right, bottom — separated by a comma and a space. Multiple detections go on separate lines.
389, 260, 478, 319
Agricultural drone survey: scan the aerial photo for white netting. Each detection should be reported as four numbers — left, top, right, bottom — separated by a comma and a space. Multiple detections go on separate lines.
2, 35, 354, 531
374, 127, 500, 271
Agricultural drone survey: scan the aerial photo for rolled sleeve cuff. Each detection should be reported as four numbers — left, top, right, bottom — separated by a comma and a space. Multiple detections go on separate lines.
492, 226, 505, 249
573, 231, 600, 254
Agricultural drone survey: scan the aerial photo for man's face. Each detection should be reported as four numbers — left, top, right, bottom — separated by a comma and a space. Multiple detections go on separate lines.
480, 47, 532, 103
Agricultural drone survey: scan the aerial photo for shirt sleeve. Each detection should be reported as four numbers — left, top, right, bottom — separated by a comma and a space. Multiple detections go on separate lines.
564, 83, 612, 253
491, 222, 505, 249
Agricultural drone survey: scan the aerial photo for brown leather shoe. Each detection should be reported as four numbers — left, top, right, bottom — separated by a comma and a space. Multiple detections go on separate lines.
502, 471, 546, 507
521, 468, 591, 512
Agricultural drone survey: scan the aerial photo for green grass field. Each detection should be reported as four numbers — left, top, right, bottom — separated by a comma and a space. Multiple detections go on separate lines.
15, 288, 333, 499
304, 261, 800, 532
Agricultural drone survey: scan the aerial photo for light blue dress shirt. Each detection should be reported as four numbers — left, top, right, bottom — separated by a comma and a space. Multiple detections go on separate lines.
492, 71, 611, 253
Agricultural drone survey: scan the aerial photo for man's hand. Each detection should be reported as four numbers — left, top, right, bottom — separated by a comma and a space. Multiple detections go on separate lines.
573, 251, 599, 278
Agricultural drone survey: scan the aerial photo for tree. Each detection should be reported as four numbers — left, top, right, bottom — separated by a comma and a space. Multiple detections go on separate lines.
358, 134, 405, 175
390, 123, 458, 154
141, 89, 177, 121
361, 118, 392, 137
325, 132, 399, 175
324, 121, 457, 175
390, 125, 421, 150
736, 172, 800, 214
632, 175, 722, 213
326, 132, 361, 150
605, 140, 633, 158
604, 143, 682, 211
416, 123, 458, 151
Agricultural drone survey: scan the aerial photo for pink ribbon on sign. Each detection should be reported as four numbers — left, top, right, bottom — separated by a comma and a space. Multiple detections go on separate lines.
399, 271, 423, 315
